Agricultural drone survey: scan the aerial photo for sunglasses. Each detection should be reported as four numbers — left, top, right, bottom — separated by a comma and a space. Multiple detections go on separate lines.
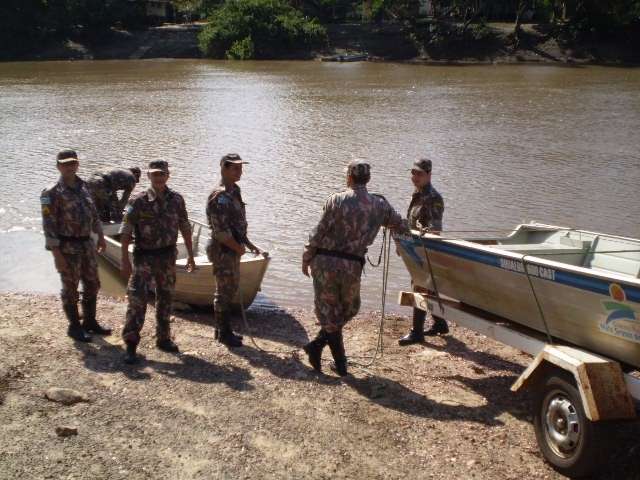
411, 169, 430, 175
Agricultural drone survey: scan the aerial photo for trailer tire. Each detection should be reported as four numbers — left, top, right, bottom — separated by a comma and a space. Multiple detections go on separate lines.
533, 371, 606, 478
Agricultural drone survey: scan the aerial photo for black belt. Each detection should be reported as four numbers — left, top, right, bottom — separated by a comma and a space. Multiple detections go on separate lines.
58, 235, 90, 242
133, 244, 176, 257
316, 248, 365, 267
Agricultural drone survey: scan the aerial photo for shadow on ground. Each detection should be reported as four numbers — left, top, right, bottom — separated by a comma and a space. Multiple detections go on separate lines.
76, 336, 254, 391
176, 306, 310, 348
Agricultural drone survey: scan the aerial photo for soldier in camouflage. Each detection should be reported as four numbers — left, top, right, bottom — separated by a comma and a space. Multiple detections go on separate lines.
87, 167, 141, 223
120, 160, 195, 364
302, 160, 405, 376
398, 157, 448, 346
40, 149, 110, 342
206, 153, 261, 348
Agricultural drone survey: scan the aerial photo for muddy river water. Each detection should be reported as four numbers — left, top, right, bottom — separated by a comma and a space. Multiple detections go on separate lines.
0, 60, 639, 312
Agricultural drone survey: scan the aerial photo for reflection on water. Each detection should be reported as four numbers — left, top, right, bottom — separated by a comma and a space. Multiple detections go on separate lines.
0, 60, 639, 311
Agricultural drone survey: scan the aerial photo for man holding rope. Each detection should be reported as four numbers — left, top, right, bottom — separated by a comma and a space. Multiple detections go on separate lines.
302, 160, 405, 376
398, 157, 448, 346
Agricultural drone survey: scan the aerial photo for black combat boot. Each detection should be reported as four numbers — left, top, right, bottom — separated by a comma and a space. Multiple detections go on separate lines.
81, 296, 112, 335
156, 338, 180, 353
327, 331, 348, 377
217, 316, 243, 348
424, 316, 449, 336
303, 329, 328, 372
214, 309, 243, 343
398, 308, 426, 346
124, 343, 138, 364
63, 302, 91, 342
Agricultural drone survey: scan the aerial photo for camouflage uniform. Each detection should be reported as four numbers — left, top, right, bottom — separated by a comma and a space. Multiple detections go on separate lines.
120, 187, 190, 345
206, 181, 247, 326
303, 184, 405, 332
87, 169, 137, 222
399, 162, 447, 346
407, 183, 444, 231
40, 176, 103, 310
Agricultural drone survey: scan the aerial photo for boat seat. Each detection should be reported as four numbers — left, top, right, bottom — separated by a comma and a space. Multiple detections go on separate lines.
493, 243, 584, 265
583, 237, 640, 278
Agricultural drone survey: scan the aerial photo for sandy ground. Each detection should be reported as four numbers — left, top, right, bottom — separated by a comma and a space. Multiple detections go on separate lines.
1, 293, 638, 480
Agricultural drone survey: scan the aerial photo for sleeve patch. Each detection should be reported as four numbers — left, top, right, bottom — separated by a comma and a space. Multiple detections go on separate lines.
41, 206, 51, 216
217, 195, 230, 205
125, 205, 134, 214
40, 196, 51, 205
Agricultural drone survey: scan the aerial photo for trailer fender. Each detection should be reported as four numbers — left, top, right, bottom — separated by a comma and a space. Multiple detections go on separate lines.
511, 345, 636, 421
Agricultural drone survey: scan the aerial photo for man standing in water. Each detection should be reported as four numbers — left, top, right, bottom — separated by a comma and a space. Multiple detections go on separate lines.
302, 160, 405, 376
206, 153, 261, 348
87, 167, 141, 222
40, 149, 110, 342
398, 157, 447, 346
120, 160, 195, 364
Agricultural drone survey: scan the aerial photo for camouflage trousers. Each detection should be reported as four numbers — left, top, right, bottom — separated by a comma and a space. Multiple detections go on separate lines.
311, 256, 362, 333
57, 241, 100, 307
87, 182, 121, 222
211, 250, 240, 327
122, 250, 176, 345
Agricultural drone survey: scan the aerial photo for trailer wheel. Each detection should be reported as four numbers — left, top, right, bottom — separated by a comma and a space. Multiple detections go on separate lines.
533, 371, 605, 478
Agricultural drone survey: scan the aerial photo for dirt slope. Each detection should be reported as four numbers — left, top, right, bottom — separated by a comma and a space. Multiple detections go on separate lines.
1, 293, 637, 479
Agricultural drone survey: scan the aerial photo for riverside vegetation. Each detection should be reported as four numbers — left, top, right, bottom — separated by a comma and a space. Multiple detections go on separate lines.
1, 0, 639, 63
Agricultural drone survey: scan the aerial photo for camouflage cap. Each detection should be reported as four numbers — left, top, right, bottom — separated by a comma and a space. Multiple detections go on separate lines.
220, 153, 249, 167
347, 159, 371, 179
412, 158, 432, 173
56, 149, 79, 164
148, 160, 169, 174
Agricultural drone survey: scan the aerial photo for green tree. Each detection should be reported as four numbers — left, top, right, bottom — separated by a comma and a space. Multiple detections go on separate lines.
199, 0, 327, 59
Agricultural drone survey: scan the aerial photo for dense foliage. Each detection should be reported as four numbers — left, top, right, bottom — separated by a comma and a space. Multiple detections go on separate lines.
0, 0, 148, 59
198, 0, 327, 59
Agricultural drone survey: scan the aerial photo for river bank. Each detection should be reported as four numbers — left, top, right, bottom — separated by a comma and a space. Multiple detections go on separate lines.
1, 292, 638, 479
9, 22, 640, 66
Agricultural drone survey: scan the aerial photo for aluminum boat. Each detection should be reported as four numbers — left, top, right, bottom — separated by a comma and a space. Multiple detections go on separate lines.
395, 223, 640, 368
99, 220, 270, 308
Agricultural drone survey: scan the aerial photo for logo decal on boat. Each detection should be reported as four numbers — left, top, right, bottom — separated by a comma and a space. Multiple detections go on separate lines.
599, 283, 640, 343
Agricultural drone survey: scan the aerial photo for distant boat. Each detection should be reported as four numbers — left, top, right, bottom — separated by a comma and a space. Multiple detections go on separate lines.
395, 222, 640, 369
99, 220, 270, 308
321, 53, 368, 62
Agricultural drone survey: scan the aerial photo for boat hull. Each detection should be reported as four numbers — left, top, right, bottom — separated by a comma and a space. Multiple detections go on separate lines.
99, 223, 270, 308
395, 230, 640, 369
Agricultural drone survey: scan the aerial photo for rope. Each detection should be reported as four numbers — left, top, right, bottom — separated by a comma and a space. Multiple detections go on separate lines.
522, 255, 554, 345
350, 228, 391, 369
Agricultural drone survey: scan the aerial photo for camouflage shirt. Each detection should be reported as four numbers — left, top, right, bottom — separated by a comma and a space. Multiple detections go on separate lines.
120, 187, 190, 250
407, 183, 444, 231
89, 169, 137, 193
304, 185, 405, 263
40, 176, 103, 251
206, 181, 248, 246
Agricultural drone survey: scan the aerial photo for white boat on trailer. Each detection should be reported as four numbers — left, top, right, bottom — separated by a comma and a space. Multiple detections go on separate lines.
99, 219, 270, 308
395, 221, 640, 476
395, 222, 640, 369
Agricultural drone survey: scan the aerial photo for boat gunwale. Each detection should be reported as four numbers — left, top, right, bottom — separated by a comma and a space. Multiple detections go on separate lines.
400, 224, 640, 288
100, 222, 270, 270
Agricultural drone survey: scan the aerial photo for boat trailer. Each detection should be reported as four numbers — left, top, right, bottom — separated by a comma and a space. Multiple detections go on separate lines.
398, 291, 640, 478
